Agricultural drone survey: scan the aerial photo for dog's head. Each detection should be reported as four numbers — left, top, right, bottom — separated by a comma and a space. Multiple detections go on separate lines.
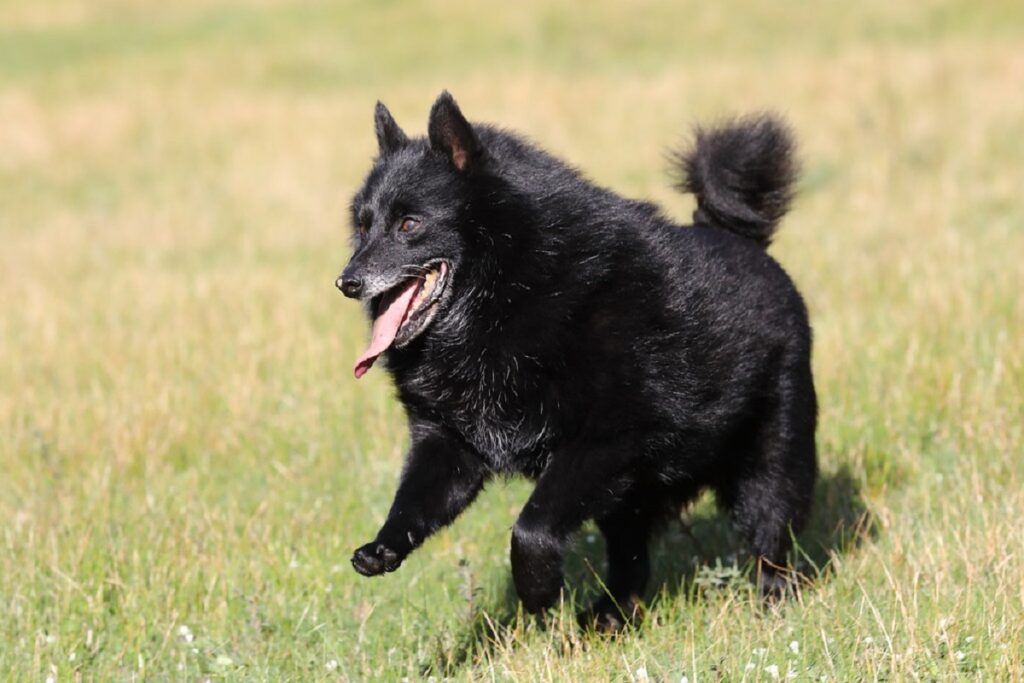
338, 92, 482, 378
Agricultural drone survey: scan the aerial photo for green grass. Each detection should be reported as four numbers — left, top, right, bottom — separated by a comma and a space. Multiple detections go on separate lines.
2, 0, 1023, 679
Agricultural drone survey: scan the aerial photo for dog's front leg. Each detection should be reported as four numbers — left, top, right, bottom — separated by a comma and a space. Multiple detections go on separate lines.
511, 441, 635, 613
352, 421, 487, 577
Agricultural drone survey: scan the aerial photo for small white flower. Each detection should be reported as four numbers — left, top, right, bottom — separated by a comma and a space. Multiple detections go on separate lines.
786, 670, 797, 680
586, 534, 597, 544
214, 654, 233, 667
45, 677, 55, 683
289, 558, 300, 569
965, 636, 974, 644
765, 664, 780, 679
68, 651, 76, 662
863, 636, 874, 645
178, 625, 194, 643
745, 662, 755, 671
44, 634, 57, 645
753, 647, 768, 657
680, 676, 689, 683
789, 640, 800, 655
955, 650, 966, 661
635, 665, 649, 682
326, 659, 339, 672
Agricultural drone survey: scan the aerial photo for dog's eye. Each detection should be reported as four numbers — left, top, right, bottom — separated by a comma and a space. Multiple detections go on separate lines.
398, 217, 420, 233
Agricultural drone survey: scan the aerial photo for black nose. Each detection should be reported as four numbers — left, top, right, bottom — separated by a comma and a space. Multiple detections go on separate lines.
336, 274, 364, 299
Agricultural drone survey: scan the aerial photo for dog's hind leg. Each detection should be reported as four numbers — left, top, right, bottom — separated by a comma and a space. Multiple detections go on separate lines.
717, 362, 817, 597
577, 496, 659, 632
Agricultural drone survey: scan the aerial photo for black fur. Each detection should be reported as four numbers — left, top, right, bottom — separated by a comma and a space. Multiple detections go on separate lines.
340, 93, 817, 627
675, 114, 797, 247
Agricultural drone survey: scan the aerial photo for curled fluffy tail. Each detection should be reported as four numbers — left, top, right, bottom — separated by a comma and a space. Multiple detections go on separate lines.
673, 114, 798, 248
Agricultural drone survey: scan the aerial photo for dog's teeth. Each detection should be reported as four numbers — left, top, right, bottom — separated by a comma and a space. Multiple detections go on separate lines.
407, 265, 443, 319
416, 268, 440, 307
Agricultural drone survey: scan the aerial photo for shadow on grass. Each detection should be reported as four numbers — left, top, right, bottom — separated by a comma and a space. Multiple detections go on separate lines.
648, 464, 877, 604
423, 580, 518, 676
424, 465, 876, 676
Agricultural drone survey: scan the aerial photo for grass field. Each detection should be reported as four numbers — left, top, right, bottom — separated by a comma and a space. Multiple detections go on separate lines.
2, 0, 1023, 679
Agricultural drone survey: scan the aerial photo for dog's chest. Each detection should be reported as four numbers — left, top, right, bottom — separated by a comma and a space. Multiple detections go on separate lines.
453, 405, 548, 472
413, 374, 552, 474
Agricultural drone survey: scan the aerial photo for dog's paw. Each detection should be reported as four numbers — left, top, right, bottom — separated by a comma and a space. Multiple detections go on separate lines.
578, 595, 643, 634
758, 567, 798, 602
351, 542, 402, 576
510, 526, 565, 613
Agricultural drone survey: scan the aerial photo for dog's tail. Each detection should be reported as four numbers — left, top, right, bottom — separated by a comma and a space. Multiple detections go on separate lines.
672, 114, 797, 248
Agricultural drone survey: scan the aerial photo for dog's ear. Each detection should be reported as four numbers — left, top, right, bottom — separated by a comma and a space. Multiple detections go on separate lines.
428, 91, 479, 172
375, 102, 408, 156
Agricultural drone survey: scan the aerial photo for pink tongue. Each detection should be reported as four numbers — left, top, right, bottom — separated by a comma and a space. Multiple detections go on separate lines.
353, 279, 422, 378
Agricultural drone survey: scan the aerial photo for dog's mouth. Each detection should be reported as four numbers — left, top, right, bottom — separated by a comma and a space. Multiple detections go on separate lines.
353, 261, 450, 378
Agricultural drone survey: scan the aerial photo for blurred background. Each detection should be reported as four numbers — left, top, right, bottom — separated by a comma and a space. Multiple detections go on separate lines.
1, 0, 1022, 679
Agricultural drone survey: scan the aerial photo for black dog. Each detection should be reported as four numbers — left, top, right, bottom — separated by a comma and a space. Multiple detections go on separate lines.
339, 92, 816, 629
